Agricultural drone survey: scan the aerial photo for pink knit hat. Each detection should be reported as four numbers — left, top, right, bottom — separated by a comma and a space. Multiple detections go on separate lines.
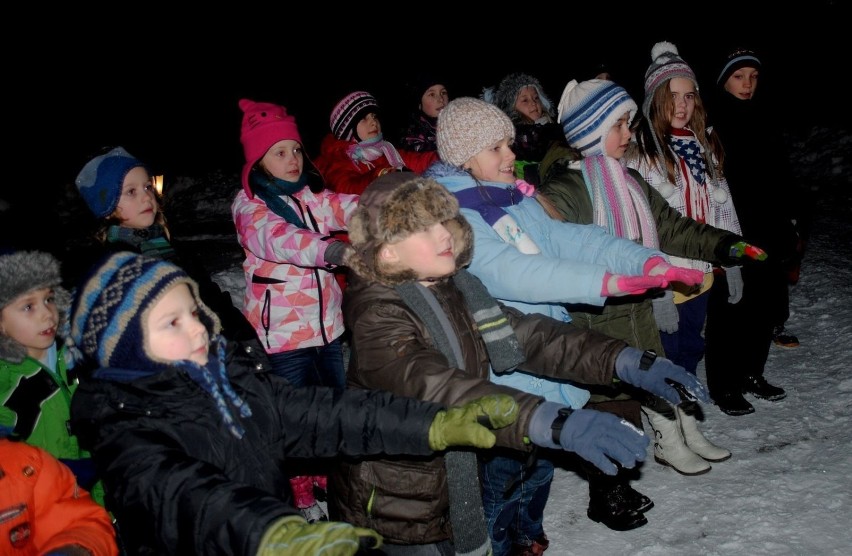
239, 99, 302, 198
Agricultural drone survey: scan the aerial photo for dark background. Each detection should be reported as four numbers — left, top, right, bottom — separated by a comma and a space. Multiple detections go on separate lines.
7, 3, 846, 215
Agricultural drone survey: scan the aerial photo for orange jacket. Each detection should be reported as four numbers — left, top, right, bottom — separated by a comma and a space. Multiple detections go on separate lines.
0, 439, 117, 556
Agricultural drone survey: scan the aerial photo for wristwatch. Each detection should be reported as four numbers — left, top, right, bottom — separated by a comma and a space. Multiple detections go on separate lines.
551, 407, 573, 445
639, 349, 657, 371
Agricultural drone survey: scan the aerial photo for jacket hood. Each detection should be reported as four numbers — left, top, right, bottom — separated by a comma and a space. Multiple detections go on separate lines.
344, 173, 473, 286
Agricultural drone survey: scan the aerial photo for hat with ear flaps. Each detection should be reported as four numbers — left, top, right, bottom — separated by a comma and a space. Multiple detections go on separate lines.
490, 72, 555, 124
75, 147, 147, 218
344, 173, 473, 287
68, 251, 220, 371
0, 251, 71, 363
558, 79, 637, 157
642, 41, 698, 121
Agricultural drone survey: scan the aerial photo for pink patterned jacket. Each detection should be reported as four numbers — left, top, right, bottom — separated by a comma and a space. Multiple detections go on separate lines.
232, 186, 359, 353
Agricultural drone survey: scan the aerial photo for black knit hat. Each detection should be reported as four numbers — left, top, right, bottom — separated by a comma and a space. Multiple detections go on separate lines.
717, 47, 762, 85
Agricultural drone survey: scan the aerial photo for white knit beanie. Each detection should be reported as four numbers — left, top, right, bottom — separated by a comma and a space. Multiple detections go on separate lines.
558, 79, 637, 157
642, 41, 698, 119
437, 97, 515, 167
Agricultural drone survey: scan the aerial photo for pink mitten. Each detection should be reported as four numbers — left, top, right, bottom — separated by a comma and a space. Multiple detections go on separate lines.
601, 272, 668, 297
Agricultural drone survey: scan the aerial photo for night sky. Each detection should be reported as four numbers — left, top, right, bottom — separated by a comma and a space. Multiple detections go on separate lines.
11, 4, 845, 212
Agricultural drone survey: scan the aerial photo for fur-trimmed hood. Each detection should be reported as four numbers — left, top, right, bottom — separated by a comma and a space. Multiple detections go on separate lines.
0, 251, 71, 363
488, 73, 555, 124
344, 173, 473, 286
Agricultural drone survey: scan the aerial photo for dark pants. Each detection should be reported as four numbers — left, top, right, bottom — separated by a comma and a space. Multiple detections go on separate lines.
659, 290, 710, 376
705, 263, 785, 398
267, 338, 346, 390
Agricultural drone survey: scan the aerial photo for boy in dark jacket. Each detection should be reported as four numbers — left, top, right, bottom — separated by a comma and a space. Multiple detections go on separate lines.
332, 172, 712, 555
67, 251, 524, 555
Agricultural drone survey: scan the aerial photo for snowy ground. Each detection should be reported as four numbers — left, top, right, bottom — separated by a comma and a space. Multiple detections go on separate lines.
168, 125, 851, 555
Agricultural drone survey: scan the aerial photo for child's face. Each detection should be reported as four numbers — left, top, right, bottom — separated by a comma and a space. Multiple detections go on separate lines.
380, 223, 457, 284
355, 113, 381, 141
668, 77, 696, 130
146, 284, 210, 366
115, 166, 158, 229
463, 137, 516, 184
514, 86, 543, 122
0, 287, 59, 361
261, 139, 304, 183
421, 85, 449, 118
604, 113, 632, 159
724, 67, 759, 100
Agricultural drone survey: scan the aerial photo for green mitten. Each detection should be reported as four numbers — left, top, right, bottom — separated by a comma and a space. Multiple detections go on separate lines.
428, 394, 519, 451
258, 515, 382, 556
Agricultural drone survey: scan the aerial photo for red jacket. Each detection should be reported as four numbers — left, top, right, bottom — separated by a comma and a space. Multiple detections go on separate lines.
315, 133, 438, 195
0, 438, 117, 556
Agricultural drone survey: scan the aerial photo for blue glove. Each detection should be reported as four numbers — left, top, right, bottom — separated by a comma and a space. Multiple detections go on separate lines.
651, 290, 679, 333
527, 402, 649, 476
614, 347, 710, 405
724, 266, 743, 304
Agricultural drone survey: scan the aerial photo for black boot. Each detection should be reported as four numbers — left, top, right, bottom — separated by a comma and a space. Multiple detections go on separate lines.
586, 469, 649, 531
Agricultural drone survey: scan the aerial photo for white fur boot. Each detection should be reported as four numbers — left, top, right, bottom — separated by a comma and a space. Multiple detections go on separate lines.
642, 405, 711, 476
677, 406, 731, 462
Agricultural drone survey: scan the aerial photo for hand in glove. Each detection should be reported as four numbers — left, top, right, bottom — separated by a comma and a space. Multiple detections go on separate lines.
526, 402, 649, 476
258, 516, 383, 555
614, 347, 710, 405
652, 290, 679, 333
644, 256, 704, 287
324, 240, 354, 266
724, 266, 743, 304
601, 272, 667, 297
718, 239, 767, 264
428, 394, 519, 451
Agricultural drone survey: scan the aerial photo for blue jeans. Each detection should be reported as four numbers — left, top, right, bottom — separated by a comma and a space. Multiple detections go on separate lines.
480, 452, 553, 556
268, 338, 345, 390
659, 291, 710, 376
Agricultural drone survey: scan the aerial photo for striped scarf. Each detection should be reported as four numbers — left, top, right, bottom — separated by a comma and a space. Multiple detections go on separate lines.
107, 224, 177, 259
345, 133, 406, 170
580, 155, 659, 249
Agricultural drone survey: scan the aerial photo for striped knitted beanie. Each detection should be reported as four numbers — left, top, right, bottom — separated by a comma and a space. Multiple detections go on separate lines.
329, 91, 380, 141
436, 97, 515, 167
75, 147, 146, 218
558, 79, 637, 157
642, 41, 698, 119
69, 252, 220, 370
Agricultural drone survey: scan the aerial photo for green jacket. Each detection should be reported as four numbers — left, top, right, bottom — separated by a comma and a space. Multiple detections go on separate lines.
538, 152, 740, 355
1, 344, 105, 505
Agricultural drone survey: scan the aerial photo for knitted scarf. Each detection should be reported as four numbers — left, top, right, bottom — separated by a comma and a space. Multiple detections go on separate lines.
395, 270, 525, 556
107, 224, 176, 259
345, 133, 406, 170
580, 155, 659, 249
93, 336, 252, 439
250, 168, 309, 229
453, 178, 541, 254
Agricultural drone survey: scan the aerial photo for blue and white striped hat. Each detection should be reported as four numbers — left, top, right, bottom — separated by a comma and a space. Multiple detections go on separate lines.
557, 79, 637, 157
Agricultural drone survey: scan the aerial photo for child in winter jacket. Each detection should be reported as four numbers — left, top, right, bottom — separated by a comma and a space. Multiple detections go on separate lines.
0, 250, 104, 506
333, 171, 711, 555
0, 437, 118, 556
315, 91, 438, 195
423, 96, 706, 547
67, 250, 521, 556
539, 78, 766, 500
398, 73, 449, 153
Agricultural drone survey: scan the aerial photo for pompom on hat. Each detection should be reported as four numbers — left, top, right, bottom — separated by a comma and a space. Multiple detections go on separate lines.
69, 251, 220, 371
557, 79, 638, 157
329, 91, 380, 141
642, 41, 698, 119
436, 97, 516, 167
239, 99, 302, 198
717, 47, 761, 85
75, 147, 146, 218
0, 250, 71, 363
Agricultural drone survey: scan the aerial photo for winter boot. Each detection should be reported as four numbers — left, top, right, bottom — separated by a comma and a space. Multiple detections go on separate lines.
642, 405, 711, 476
586, 470, 649, 531
676, 405, 731, 462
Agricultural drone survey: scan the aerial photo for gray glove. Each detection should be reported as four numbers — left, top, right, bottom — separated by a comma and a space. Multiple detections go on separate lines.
651, 290, 679, 333
324, 240, 353, 266
724, 266, 743, 304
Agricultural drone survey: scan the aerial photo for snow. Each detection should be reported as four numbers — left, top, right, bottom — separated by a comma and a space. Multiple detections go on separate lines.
160, 124, 852, 554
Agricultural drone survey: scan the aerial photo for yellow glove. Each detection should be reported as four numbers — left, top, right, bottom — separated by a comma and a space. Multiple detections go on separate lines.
257, 515, 382, 556
428, 394, 520, 451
